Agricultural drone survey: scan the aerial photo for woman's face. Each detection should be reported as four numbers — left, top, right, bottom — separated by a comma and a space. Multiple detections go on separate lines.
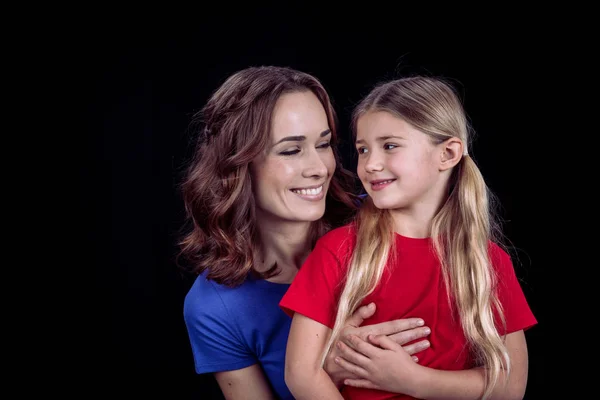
251, 90, 336, 224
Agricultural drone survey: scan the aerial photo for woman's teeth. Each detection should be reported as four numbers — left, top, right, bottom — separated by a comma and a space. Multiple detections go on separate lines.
291, 186, 323, 195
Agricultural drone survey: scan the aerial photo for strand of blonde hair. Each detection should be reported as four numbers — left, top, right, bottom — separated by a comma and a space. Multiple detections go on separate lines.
320, 199, 395, 367
431, 156, 509, 399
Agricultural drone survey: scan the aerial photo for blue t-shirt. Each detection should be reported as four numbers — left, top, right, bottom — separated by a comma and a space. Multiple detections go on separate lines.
183, 271, 293, 399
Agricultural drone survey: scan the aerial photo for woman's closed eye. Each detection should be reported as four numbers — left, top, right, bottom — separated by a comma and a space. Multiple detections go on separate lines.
279, 148, 300, 156
317, 141, 331, 150
280, 141, 330, 156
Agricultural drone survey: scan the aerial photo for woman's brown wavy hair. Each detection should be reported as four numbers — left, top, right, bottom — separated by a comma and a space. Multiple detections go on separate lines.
178, 66, 359, 287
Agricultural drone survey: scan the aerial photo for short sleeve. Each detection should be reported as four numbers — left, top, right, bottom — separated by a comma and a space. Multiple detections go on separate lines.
183, 278, 256, 373
279, 229, 350, 328
490, 243, 538, 335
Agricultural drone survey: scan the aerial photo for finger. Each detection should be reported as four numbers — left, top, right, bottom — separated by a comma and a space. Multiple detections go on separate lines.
388, 326, 431, 345
355, 317, 425, 338
343, 378, 379, 390
346, 303, 376, 328
367, 334, 402, 351
402, 339, 430, 355
345, 334, 383, 358
334, 354, 369, 378
337, 340, 372, 367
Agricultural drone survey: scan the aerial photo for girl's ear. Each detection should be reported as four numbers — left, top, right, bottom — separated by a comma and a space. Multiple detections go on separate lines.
439, 138, 464, 171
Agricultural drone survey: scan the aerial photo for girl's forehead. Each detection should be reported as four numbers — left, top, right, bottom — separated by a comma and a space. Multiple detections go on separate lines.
356, 112, 419, 139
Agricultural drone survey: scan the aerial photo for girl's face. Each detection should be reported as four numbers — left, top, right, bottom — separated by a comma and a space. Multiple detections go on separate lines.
251, 90, 335, 224
355, 110, 448, 214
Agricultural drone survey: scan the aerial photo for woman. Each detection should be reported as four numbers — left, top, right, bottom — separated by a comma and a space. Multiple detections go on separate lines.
179, 66, 431, 399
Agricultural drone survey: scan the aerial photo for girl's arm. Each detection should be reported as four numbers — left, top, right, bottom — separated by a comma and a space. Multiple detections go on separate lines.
214, 365, 275, 400
338, 330, 529, 400
285, 313, 344, 400
415, 330, 528, 400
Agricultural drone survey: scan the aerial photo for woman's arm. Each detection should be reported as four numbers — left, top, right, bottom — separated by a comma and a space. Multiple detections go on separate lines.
285, 313, 344, 400
338, 330, 529, 400
214, 365, 275, 400
324, 302, 431, 389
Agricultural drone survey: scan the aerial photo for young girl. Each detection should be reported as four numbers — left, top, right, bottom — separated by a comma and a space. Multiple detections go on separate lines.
280, 76, 537, 400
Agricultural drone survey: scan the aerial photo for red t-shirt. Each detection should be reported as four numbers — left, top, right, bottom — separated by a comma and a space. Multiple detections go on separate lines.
280, 224, 537, 400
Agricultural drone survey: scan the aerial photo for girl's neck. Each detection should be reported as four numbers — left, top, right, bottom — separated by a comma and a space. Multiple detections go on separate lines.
390, 211, 432, 238
389, 200, 442, 238
389, 185, 449, 238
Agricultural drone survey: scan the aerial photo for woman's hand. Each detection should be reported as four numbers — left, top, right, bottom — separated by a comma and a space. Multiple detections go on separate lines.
323, 303, 430, 389
335, 333, 424, 395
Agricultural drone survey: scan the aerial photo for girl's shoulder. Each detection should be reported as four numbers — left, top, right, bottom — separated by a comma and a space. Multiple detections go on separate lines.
488, 241, 512, 265
316, 223, 357, 257
321, 222, 356, 242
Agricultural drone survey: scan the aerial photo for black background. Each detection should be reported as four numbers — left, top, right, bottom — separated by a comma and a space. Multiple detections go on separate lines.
78, 11, 554, 399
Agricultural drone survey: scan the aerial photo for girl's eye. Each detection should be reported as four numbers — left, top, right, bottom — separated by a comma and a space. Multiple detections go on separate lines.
280, 149, 300, 156
317, 141, 331, 149
356, 147, 368, 155
384, 143, 398, 150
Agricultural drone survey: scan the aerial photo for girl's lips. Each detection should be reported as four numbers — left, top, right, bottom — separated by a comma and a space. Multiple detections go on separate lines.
370, 179, 396, 191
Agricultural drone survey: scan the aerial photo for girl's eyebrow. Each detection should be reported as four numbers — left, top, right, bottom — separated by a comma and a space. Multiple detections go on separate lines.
355, 135, 406, 144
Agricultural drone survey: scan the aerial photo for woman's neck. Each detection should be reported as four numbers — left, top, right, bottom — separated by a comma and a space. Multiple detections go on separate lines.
256, 221, 313, 284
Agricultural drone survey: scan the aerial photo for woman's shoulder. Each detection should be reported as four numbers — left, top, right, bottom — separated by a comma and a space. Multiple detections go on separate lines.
184, 272, 246, 316
184, 273, 226, 314
184, 272, 284, 310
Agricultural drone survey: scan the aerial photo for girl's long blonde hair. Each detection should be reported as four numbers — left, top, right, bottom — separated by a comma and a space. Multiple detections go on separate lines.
322, 76, 509, 399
